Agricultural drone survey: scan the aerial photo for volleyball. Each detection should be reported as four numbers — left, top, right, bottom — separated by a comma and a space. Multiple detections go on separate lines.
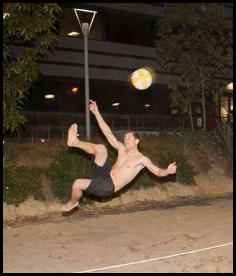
131, 68, 152, 90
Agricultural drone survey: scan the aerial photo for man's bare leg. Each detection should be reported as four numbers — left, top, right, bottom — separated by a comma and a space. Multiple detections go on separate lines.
67, 124, 95, 154
67, 123, 108, 165
61, 124, 108, 212
61, 178, 91, 212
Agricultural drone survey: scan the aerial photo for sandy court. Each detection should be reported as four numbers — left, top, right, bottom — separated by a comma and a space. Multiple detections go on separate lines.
3, 198, 233, 273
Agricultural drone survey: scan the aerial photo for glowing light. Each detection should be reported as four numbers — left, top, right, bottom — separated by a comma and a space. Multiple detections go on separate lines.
112, 103, 120, 107
68, 31, 80, 36
72, 87, 79, 94
3, 140, 5, 144
131, 68, 152, 90
144, 104, 151, 108
41, 139, 45, 143
220, 96, 228, 117
3, 13, 10, 19
45, 94, 55, 99
226, 82, 233, 91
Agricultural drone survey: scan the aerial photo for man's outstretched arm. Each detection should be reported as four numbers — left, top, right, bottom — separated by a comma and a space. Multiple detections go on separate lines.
142, 156, 177, 177
89, 100, 124, 150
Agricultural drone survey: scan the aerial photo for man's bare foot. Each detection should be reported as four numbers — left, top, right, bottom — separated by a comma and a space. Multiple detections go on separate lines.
67, 124, 79, 147
61, 201, 79, 212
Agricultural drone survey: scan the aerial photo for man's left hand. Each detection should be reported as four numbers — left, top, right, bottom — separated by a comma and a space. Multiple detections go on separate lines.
167, 162, 177, 174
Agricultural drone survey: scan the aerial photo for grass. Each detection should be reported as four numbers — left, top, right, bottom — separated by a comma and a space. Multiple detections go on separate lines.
3, 129, 231, 206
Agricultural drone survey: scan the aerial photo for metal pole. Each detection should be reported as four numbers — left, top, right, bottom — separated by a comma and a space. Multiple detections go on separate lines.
17, 129, 20, 143
31, 126, 34, 144
47, 124, 50, 140
82, 23, 90, 140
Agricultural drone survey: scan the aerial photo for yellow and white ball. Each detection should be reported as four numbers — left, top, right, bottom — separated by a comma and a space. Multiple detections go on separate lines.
131, 68, 152, 90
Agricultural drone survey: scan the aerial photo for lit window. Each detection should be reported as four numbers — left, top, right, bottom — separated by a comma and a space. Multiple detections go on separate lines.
226, 82, 233, 91
171, 108, 178, 115
220, 96, 229, 117
197, 118, 202, 128
3, 12, 10, 19
68, 31, 80, 36
71, 87, 79, 94
45, 94, 55, 99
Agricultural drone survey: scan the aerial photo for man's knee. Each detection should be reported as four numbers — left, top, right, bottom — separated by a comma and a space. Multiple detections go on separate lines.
72, 179, 82, 190
72, 178, 90, 191
95, 144, 107, 155
94, 144, 108, 166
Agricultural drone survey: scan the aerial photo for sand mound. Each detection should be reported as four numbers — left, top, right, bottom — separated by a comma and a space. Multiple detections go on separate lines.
3, 168, 232, 225
3, 197, 62, 223
89, 170, 232, 209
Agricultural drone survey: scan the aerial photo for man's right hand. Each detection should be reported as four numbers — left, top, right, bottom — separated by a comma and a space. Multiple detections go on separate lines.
89, 99, 123, 150
89, 99, 99, 115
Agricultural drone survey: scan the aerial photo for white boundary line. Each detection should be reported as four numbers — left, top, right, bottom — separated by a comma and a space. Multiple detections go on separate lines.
74, 242, 233, 273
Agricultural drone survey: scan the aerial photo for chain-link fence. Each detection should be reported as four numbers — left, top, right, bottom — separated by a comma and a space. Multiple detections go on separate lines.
3, 112, 201, 143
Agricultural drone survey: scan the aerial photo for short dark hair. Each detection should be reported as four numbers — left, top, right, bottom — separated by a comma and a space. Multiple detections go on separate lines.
124, 131, 140, 140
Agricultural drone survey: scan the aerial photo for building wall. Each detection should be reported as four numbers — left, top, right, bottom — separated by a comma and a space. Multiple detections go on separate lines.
38, 3, 232, 83
39, 36, 180, 84
19, 3, 233, 130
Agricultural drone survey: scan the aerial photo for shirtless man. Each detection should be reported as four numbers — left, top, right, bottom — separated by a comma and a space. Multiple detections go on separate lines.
61, 100, 177, 212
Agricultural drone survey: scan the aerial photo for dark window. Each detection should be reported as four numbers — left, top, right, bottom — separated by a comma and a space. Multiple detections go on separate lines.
104, 13, 156, 47
58, 7, 156, 46
24, 78, 171, 115
59, 7, 105, 41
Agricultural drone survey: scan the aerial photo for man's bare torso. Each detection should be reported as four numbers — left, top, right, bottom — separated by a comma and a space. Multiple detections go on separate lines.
110, 148, 145, 192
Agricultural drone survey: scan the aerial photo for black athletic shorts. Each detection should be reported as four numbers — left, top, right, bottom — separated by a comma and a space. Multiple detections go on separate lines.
84, 158, 115, 197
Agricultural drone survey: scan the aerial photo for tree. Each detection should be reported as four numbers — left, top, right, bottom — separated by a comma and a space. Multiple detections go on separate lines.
155, 3, 232, 130
3, 3, 61, 132
168, 63, 198, 131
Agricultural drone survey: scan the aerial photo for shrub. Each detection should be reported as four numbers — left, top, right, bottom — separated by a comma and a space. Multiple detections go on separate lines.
3, 166, 45, 206
157, 149, 196, 185
213, 121, 233, 173
171, 129, 218, 155
47, 148, 93, 203
171, 127, 233, 176
3, 145, 17, 168
171, 130, 202, 154
195, 130, 218, 154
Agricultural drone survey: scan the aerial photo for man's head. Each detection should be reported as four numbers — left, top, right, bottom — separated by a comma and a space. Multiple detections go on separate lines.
123, 131, 140, 150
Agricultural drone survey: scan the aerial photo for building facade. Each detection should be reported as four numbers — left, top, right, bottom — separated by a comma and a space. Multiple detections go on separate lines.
22, 3, 233, 133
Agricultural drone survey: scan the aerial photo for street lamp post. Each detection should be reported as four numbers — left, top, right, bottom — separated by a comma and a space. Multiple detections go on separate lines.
82, 22, 90, 140
74, 8, 97, 140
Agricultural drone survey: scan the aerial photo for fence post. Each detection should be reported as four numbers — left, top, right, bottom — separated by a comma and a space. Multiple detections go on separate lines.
48, 124, 50, 140
31, 126, 34, 144
62, 124, 64, 140
17, 129, 20, 143
127, 116, 130, 128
